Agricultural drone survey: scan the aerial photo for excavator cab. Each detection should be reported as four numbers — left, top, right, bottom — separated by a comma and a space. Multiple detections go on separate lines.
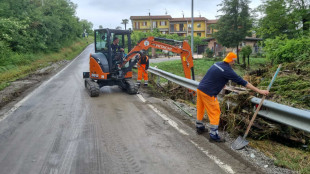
83, 28, 138, 97
94, 28, 132, 74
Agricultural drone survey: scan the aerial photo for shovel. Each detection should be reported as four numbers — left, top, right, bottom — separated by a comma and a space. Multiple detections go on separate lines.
231, 64, 282, 150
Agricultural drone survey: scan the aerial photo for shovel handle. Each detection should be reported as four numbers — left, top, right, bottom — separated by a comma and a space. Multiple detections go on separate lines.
267, 64, 282, 91
243, 64, 282, 139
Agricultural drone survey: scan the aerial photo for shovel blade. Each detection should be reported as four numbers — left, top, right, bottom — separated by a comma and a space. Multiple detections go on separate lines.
231, 136, 249, 150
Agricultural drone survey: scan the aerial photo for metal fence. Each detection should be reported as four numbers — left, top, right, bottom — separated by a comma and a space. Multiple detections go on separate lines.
148, 66, 310, 133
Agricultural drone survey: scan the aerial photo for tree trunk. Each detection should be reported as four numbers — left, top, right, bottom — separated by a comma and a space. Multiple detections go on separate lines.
242, 55, 246, 68
247, 55, 250, 68
236, 45, 240, 64
302, 15, 309, 31
301, 0, 309, 32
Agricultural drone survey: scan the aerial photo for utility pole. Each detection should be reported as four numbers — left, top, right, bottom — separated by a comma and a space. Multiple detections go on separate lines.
191, 0, 195, 80
191, 0, 194, 57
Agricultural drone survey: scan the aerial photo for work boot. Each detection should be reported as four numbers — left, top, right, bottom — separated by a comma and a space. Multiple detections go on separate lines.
196, 120, 205, 134
209, 125, 225, 143
144, 81, 148, 87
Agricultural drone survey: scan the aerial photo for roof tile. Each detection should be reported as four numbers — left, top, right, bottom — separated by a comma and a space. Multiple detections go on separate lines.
130, 15, 172, 20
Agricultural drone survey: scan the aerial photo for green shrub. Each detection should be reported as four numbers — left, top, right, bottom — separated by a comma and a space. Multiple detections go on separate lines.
0, 40, 12, 61
241, 45, 252, 57
205, 48, 214, 58
264, 36, 310, 64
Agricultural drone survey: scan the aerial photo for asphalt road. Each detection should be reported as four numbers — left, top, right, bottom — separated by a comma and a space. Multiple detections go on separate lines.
0, 45, 262, 174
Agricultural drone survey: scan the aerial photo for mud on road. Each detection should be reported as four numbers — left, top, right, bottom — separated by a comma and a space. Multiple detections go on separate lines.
0, 60, 70, 118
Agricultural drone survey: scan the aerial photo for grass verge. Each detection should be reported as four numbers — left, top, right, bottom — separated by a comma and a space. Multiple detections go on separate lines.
151, 57, 269, 80
250, 139, 310, 174
0, 37, 93, 91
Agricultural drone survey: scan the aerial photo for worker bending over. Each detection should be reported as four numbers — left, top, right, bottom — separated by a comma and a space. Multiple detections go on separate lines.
196, 52, 269, 142
136, 52, 149, 87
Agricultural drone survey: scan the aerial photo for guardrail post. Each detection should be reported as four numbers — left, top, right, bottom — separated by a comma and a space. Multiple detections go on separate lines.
157, 75, 160, 86
167, 81, 172, 91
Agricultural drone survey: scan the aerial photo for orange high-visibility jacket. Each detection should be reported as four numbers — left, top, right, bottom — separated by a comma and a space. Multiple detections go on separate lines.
138, 56, 149, 70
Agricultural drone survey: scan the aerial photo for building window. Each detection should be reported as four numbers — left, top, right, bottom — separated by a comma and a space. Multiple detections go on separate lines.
197, 33, 201, 37
152, 21, 157, 28
197, 23, 201, 28
179, 24, 184, 31
142, 22, 147, 26
170, 24, 175, 32
135, 22, 139, 29
207, 25, 211, 33
160, 21, 166, 26
188, 24, 191, 29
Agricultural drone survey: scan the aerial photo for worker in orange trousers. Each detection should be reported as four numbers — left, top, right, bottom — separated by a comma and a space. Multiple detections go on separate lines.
136, 52, 149, 87
196, 52, 269, 142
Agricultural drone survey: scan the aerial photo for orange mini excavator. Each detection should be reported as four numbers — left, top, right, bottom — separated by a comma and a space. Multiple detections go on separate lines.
83, 28, 194, 97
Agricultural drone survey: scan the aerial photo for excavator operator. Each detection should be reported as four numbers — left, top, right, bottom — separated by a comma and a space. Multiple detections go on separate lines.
111, 37, 125, 71
111, 37, 124, 52
136, 51, 149, 87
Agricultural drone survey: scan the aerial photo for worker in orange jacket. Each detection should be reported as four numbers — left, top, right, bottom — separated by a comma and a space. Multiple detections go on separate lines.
136, 52, 149, 87
196, 52, 269, 142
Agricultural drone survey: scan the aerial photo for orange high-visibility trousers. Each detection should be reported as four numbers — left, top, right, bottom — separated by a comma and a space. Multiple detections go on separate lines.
196, 89, 221, 125
137, 64, 148, 82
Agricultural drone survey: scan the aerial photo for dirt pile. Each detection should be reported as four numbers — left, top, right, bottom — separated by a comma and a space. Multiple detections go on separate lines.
0, 60, 69, 115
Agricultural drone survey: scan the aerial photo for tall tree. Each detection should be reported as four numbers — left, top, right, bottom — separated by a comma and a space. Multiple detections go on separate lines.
80, 19, 93, 34
214, 0, 252, 63
287, 0, 310, 34
0, 0, 92, 53
255, 0, 309, 39
256, 0, 296, 39
121, 19, 129, 30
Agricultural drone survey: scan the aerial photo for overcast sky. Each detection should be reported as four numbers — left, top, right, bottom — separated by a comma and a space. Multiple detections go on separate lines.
70, 0, 262, 29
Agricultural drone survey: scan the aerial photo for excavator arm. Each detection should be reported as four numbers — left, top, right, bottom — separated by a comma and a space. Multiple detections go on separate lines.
121, 37, 195, 80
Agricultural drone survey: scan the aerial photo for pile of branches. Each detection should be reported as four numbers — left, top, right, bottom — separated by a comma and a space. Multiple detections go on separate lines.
148, 73, 309, 146
219, 90, 310, 146
149, 74, 194, 101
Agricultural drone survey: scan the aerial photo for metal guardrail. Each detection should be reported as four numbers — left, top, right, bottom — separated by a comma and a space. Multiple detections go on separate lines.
148, 66, 310, 133
148, 67, 199, 91
251, 98, 310, 133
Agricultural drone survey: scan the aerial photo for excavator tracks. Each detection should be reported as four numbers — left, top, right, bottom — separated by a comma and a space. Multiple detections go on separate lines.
85, 78, 100, 97
124, 79, 138, 95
